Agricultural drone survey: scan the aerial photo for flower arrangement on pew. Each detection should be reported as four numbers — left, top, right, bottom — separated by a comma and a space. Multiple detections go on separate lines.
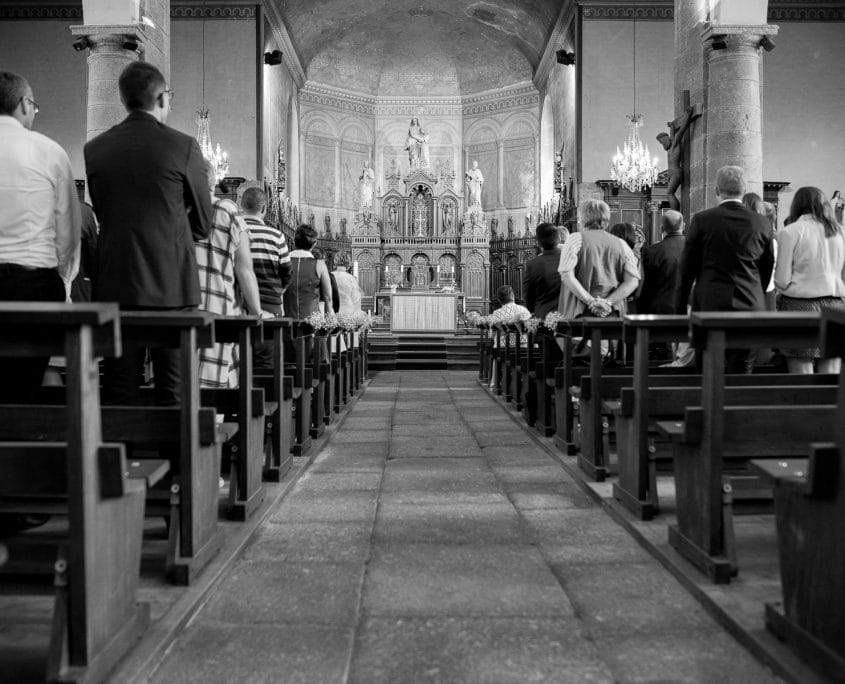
336, 310, 379, 332
523, 318, 542, 335
466, 311, 483, 327
304, 310, 340, 333
543, 311, 565, 332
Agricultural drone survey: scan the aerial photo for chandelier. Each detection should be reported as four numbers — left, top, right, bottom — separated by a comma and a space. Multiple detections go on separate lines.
195, 1, 229, 183
196, 106, 229, 182
611, 114, 658, 192
610, 18, 659, 193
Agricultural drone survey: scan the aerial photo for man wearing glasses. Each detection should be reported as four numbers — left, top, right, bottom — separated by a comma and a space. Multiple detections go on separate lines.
85, 61, 212, 405
0, 71, 81, 401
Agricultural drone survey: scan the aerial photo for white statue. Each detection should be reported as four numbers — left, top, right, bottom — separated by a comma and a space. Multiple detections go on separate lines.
359, 160, 375, 209
405, 118, 430, 170
465, 160, 484, 209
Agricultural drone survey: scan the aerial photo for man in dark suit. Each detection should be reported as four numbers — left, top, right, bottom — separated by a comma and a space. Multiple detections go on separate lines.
523, 222, 564, 320
676, 165, 774, 372
639, 209, 685, 315
85, 62, 212, 404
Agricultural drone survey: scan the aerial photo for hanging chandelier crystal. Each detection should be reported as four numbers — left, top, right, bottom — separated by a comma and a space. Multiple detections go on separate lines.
195, 1, 229, 184
610, 114, 659, 192
196, 106, 229, 182
610, 17, 659, 193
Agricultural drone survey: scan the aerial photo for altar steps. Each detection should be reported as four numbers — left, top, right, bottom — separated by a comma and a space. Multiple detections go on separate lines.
368, 334, 478, 371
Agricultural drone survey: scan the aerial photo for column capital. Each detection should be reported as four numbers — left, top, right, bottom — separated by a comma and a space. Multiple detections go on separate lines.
701, 23, 779, 53
70, 24, 148, 56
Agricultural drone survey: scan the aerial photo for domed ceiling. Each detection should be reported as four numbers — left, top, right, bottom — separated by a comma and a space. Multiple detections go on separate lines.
275, 0, 560, 95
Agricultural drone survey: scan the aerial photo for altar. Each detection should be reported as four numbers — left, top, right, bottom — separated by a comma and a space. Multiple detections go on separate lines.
378, 291, 464, 332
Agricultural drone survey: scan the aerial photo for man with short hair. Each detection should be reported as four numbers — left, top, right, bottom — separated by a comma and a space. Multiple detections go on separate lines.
639, 209, 685, 315
85, 61, 212, 404
0, 71, 80, 399
523, 222, 563, 320
677, 165, 774, 372
486, 285, 531, 325
240, 187, 291, 316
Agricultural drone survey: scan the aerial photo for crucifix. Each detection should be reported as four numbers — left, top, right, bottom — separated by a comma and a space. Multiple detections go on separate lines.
657, 90, 702, 211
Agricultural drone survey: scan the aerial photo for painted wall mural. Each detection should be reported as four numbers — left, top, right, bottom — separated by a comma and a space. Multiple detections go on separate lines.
304, 140, 335, 207
503, 143, 536, 209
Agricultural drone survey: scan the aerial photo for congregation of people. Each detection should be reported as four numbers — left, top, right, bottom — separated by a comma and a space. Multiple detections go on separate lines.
497, 165, 845, 374
0, 63, 362, 400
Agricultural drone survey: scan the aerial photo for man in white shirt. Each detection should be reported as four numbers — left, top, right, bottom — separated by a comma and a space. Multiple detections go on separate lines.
0, 71, 80, 400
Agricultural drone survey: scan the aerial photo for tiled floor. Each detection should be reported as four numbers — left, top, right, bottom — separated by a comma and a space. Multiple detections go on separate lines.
149, 371, 782, 683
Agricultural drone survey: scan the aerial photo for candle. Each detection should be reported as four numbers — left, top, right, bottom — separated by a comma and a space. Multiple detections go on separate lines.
353, 260, 359, 279
384, 265, 388, 275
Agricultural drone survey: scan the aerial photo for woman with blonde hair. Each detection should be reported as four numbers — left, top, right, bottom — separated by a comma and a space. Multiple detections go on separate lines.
557, 198, 640, 320
775, 186, 845, 373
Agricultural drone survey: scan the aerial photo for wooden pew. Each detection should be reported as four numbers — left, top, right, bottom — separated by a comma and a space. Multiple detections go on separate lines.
477, 325, 492, 385
200, 315, 271, 521
656, 311, 833, 583
506, 322, 525, 409
533, 331, 561, 436
613, 379, 837, 520
491, 324, 506, 395
610, 314, 837, 518
309, 330, 327, 437
0, 303, 149, 682
253, 318, 295, 481
287, 322, 314, 455
759, 307, 845, 680
0, 312, 230, 585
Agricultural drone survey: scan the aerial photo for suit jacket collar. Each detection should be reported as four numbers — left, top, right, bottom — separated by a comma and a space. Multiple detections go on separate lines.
124, 110, 160, 125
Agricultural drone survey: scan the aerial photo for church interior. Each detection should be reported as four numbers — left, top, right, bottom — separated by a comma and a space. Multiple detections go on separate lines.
1, 0, 845, 682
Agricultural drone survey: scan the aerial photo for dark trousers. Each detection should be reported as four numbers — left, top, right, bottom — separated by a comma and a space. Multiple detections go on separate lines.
102, 305, 195, 407
0, 265, 65, 402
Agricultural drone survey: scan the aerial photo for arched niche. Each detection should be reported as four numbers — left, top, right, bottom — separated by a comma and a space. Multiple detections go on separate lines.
539, 94, 555, 208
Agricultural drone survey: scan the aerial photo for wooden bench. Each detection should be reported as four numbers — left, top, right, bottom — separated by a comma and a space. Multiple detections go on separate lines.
532, 331, 561, 436
285, 322, 314, 455
612, 378, 837, 519
200, 315, 271, 521
254, 318, 296, 480
759, 307, 845, 680
655, 311, 833, 583
0, 303, 150, 681
1, 311, 233, 585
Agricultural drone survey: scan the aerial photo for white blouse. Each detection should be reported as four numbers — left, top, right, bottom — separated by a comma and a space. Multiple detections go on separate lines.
774, 215, 845, 298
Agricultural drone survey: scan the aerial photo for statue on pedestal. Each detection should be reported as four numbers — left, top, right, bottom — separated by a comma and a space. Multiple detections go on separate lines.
405, 118, 430, 170
359, 161, 375, 210
442, 201, 455, 235
465, 160, 484, 209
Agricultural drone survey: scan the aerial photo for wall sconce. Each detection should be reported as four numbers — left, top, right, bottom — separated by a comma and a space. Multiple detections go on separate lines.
759, 36, 776, 52
73, 37, 91, 51
264, 50, 283, 66
556, 50, 576, 66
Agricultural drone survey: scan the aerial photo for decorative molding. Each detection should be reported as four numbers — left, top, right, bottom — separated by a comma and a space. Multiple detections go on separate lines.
301, 84, 376, 115
768, 6, 845, 21
171, 6, 256, 20
580, 3, 674, 20
462, 82, 540, 116
0, 5, 81, 20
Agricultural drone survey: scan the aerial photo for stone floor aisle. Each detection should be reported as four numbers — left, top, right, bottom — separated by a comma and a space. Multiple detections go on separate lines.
148, 371, 781, 684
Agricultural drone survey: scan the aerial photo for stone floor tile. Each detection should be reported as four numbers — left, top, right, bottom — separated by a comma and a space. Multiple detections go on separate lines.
594, 628, 780, 683
378, 490, 510, 506
270, 491, 377, 523
242, 521, 373, 563
340, 417, 393, 430
372, 503, 523, 545
491, 464, 573, 485
201, 559, 362, 626
362, 544, 575, 618
381, 461, 497, 494
509, 491, 594, 510
328, 429, 391, 443
389, 443, 484, 459
294, 471, 382, 493
557, 562, 716, 635
474, 431, 537, 448
149, 621, 353, 684
391, 423, 469, 437
348, 616, 614, 684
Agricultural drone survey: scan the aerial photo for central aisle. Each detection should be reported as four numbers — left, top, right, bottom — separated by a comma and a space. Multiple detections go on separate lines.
150, 371, 778, 683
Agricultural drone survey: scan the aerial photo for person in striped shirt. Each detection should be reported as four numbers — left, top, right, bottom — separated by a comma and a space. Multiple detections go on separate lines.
240, 187, 291, 315
240, 187, 291, 370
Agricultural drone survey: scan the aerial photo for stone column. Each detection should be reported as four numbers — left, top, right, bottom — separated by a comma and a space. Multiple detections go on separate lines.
72, 0, 170, 142
701, 23, 778, 204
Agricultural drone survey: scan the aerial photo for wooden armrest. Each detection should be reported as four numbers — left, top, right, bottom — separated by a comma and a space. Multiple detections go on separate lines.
602, 400, 621, 414
217, 422, 239, 443
656, 420, 685, 441
125, 458, 170, 487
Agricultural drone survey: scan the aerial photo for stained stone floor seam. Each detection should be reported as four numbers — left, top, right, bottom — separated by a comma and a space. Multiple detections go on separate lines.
148, 371, 784, 684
